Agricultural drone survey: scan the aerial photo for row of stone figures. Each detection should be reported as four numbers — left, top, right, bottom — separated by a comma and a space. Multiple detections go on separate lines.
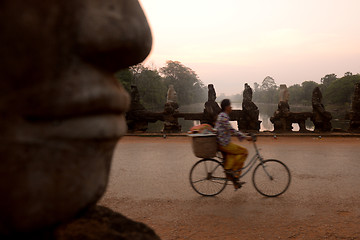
126, 82, 360, 133
126, 83, 261, 133
271, 83, 360, 132
271, 85, 332, 132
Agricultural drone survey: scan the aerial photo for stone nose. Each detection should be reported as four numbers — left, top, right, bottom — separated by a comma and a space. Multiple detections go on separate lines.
76, 0, 152, 71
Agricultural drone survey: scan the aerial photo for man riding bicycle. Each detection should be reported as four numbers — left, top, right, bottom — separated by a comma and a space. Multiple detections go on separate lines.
215, 99, 252, 189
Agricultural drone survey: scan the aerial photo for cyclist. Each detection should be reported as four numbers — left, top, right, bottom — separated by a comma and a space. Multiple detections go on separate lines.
215, 99, 252, 189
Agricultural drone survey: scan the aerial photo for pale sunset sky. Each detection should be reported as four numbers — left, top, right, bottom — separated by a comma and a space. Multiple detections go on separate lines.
139, 0, 360, 95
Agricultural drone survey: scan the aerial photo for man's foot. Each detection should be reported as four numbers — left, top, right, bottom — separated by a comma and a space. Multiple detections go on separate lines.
233, 181, 246, 190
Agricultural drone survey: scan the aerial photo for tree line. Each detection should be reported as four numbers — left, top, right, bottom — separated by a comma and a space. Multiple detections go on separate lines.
117, 59, 360, 109
115, 60, 207, 110
252, 73, 360, 106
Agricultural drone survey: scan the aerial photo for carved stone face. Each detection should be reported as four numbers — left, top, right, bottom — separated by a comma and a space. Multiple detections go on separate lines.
0, 0, 151, 234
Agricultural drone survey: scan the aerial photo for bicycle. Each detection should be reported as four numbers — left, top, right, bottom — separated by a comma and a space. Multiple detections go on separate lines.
189, 134, 291, 197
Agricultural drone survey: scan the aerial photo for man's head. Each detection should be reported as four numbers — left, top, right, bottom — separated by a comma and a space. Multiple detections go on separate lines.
221, 99, 232, 113
0, 0, 151, 235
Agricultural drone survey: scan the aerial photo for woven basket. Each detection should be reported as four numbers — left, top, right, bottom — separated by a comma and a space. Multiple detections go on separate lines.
191, 135, 218, 158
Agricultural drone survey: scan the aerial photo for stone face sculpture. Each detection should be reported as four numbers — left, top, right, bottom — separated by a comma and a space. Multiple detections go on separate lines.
0, 0, 152, 237
239, 83, 260, 131
202, 84, 221, 126
279, 84, 290, 102
311, 87, 332, 132
350, 83, 360, 132
167, 84, 178, 103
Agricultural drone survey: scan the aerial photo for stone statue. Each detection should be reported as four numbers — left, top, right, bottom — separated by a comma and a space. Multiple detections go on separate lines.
163, 85, 180, 133
243, 83, 253, 102
279, 84, 290, 103
0, 0, 159, 239
239, 83, 260, 131
270, 84, 314, 132
349, 83, 360, 131
271, 84, 292, 131
311, 87, 332, 132
202, 84, 221, 126
167, 84, 178, 103
208, 84, 217, 102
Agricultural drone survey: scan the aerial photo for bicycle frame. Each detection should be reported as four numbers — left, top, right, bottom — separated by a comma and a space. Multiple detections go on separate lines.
216, 138, 265, 179
190, 135, 291, 197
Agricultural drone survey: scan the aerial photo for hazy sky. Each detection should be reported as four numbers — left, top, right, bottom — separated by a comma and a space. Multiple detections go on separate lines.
139, 0, 360, 95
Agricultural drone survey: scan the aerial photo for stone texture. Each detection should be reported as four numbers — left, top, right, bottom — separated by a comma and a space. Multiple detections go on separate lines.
202, 84, 221, 126
163, 102, 181, 133
239, 83, 261, 131
54, 206, 160, 240
0, 0, 152, 236
271, 85, 292, 131
163, 86, 181, 133
271, 84, 312, 132
166, 85, 178, 103
311, 87, 332, 132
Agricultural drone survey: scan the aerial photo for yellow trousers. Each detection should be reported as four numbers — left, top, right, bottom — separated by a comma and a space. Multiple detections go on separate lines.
218, 142, 248, 171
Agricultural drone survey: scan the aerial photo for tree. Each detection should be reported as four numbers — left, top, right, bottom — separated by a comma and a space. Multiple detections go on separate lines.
251, 77, 279, 103
288, 84, 302, 104
160, 60, 206, 105
132, 67, 167, 110
324, 74, 360, 104
115, 64, 167, 110
261, 76, 277, 90
301, 81, 319, 104
321, 73, 337, 88
260, 76, 278, 103
115, 68, 133, 93
344, 72, 353, 77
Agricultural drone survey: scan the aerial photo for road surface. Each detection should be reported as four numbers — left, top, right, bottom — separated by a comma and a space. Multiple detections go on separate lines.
100, 136, 360, 239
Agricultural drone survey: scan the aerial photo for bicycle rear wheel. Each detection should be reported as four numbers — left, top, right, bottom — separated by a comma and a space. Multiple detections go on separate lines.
252, 159, 291, 197
189, 158, 228, 196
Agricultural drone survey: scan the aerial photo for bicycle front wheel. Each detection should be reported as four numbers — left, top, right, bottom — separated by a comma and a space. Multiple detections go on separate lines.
252, 159, 291, 197
189, 158, 228, 197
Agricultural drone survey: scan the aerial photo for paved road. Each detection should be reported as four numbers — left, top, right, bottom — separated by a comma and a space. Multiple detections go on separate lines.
100, 136, 360, 239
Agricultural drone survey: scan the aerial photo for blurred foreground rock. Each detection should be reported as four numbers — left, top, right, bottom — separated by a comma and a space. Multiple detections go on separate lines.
54, 206, 160, 240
